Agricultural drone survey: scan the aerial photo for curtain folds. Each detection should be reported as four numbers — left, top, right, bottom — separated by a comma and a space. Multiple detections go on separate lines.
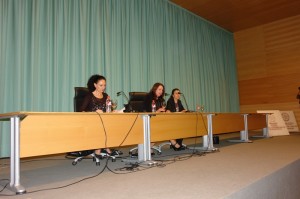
0, 0, 239, 157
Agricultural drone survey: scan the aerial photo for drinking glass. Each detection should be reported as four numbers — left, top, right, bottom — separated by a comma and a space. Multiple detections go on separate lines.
111, 99, 118, 110
200, 105, 205, 112
196, 104, 201, 112
162, 101, 166, 108
196, 104, 204, 112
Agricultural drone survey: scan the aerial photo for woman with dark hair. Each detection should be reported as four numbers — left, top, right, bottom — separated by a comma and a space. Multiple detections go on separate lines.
80, 74, 121, 157
80, 74, 109, 113
142, 83, 166, 154
143, 82, 166, 113
166, 88, 187, 151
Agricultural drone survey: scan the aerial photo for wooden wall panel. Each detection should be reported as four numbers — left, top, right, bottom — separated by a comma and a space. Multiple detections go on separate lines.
234, 15, 300, 127
234, 27, 267, 80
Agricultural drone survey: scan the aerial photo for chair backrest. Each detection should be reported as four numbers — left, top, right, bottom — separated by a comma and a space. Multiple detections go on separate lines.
128, 92, 147, 112
74, 87, 89, 112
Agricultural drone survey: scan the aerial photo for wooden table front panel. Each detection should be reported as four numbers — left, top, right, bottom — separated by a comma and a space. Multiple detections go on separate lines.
247, 113, 267, 130
211, 113, 245, 134
149, 113, 208, 142
20, 112, 143, 157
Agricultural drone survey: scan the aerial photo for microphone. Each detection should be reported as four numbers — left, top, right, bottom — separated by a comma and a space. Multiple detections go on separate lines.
116, 91, 129, 102
116, 91, 133, 112
179, 92, 190, 111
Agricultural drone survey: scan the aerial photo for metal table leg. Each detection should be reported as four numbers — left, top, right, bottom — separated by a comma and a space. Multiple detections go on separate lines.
123, 114, 157, 166
228, 114, 252, 143
189, 114, 218, 152
9, 116, 26, 194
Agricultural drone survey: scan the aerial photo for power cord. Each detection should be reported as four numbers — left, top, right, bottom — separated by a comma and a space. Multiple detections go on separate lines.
0, 179, 9, 194
95, 112, 139, 150
0, 112, 209, 195
0, 158, 110, 197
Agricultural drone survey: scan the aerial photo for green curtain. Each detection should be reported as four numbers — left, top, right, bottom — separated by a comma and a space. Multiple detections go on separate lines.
0, 0, 239, 157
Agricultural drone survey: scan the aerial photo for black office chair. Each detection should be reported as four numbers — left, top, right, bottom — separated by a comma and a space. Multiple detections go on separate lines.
128, 92, 147, 112
127, 92, 162, 156
68, 87, 112, 166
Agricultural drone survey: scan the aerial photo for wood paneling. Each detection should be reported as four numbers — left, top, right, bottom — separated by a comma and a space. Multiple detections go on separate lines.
235, 15, 300, 127
171, 0, 300, 32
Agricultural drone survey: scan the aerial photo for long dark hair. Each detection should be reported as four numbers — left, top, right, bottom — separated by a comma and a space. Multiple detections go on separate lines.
87, 74, 106, 92
149, 82, 165, 100
169, 88, 180, 101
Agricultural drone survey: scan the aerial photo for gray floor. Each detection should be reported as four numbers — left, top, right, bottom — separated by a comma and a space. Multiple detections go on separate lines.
1, 131, 300, 199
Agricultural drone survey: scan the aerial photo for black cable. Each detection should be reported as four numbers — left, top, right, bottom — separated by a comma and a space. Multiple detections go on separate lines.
109, 112, 207, 174
95, 112, 108, 149
0, 153, 110, 195
25, 158, 109, 194
95, 112, 144, 174
14, 112, 139, 194
190, 112, 211, 152
192, 112, 200, 153
95, 112, 139, 149
152, 150, 205, 163
0, 112, 208, 195
115, 113, 139, 147
0, 179, 9, 193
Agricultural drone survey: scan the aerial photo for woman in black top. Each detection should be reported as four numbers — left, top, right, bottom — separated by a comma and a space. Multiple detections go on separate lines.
166, 88, 187, 151
79, 75, 109, 113
143, 82, 166, 113
143, 83, 166, 153
80, 74, 119, 157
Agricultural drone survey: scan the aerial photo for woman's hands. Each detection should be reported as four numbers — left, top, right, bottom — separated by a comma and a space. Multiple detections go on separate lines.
96, 109, 104, 113
157, 107, 166, 112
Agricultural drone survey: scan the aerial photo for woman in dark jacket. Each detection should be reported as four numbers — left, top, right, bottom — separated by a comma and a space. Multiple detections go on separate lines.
143, 82, 166, 113
143, 83, 166, 154
166, 88, 187, 151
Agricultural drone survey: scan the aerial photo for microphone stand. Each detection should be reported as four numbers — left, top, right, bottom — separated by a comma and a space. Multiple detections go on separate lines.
117, 91, 129, 103
117, 91, 132, 112
180, 93, 190, 111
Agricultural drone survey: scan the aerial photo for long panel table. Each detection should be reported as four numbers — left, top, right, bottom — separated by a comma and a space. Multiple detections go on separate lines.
150, 112, 268, 151
0, 111, 268, 194
0, 112, 145, 194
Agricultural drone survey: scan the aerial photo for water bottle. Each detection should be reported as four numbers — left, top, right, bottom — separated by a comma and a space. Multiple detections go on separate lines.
151, 100, 156, 112
200, 105, 205, 112
106, 98, 112, 113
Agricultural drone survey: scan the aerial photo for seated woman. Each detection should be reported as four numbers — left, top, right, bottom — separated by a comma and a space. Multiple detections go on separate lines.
80, 74, 121, 157
166, 88, 187, 151
143, 82, 166, 153
143, 82, 166, 113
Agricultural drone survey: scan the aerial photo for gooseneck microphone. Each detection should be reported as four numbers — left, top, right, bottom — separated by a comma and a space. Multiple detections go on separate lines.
179, 92, 190, 111
116, 91, 129, 103
117, 91, 132, 112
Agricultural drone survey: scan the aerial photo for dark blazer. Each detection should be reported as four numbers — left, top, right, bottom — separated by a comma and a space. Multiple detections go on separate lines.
143, 93, 165, 112
166, 97, 185, 112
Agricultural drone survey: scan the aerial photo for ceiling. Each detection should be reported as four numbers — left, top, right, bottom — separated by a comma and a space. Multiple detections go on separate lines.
171, 0, 300, 32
